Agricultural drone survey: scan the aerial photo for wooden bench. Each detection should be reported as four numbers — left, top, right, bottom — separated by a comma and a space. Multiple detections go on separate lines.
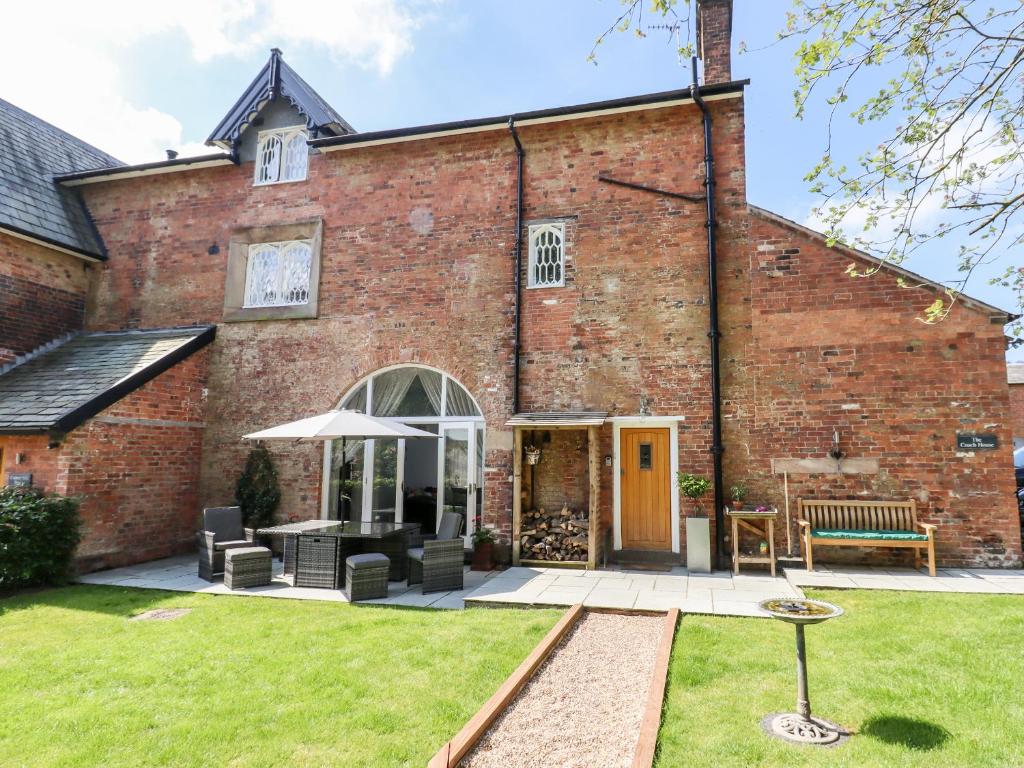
797, 499, 937, 576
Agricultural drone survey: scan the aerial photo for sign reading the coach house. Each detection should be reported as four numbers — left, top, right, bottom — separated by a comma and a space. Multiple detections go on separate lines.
956, 433, 999, 450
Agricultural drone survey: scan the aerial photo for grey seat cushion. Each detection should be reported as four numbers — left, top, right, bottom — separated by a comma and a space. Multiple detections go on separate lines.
214, 539, 252, 551
347, 552, 390, 569
225, 546, 271, 561
407, 547, 425, 562
203, 506, 245, 542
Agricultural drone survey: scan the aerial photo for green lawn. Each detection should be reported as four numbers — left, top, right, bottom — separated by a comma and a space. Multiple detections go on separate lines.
0, 586, 561, 768
656, 588, 1024, 767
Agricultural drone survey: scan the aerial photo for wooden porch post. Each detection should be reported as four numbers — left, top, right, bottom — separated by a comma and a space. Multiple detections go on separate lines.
512, 426, 523, 566
587, 425, 600, 569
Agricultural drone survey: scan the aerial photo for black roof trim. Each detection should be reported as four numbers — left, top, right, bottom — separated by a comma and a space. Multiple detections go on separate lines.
0, 221, 105, 261
46, 325, 216, 435
55, 153, 237, 184
206, 48, 354, 150
310, 80, 749, 149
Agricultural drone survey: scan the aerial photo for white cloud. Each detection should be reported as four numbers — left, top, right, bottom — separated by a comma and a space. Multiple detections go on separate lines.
2, 0, 428, 164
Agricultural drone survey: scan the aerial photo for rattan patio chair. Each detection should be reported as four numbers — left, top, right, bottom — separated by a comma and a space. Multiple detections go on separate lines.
198, 506, 256, 581
407, 512, 464, 593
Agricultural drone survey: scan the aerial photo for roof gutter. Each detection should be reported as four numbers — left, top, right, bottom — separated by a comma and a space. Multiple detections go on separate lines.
0, 222, 105, 262
691, 57, 727, 571
55, 153, 237, 187
310, 82, 748, 153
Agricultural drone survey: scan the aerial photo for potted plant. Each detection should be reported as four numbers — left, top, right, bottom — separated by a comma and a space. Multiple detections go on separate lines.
471, 526, 497, 571
678, 472, 712, 573
729, 483, 747, 508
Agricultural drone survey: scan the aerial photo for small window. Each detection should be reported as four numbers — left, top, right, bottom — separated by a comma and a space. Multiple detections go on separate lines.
243, 240, 313, 308
254, 127, 308, 185
527, 223, 565, 288
639, 443, 653, 470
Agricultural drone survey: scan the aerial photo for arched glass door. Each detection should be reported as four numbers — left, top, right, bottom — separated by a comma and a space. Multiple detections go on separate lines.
324, 366, 484, 541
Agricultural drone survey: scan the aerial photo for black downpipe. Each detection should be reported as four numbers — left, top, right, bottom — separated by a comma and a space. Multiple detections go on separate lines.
509, 118, 524, 415
690, 57, 726, 569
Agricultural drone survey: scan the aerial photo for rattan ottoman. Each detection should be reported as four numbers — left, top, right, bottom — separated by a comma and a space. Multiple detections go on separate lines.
345, 553, 390, 602
224, 546, 272, 590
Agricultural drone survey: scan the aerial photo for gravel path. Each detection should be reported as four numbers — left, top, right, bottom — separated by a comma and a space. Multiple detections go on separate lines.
462, 612, 664, 768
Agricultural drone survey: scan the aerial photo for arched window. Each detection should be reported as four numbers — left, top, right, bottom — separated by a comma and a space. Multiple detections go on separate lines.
324, 366, 484, 541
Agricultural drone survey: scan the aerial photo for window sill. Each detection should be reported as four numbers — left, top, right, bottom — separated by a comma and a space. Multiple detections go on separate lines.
253, 177, 308, 188
526, 284, 566, 290
223, 303, 317, 322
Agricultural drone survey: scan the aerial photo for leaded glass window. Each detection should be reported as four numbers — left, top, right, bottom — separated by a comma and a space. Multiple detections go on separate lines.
527, 223, 565, 288
243, 240, 313, 308
254, 127, 308, 185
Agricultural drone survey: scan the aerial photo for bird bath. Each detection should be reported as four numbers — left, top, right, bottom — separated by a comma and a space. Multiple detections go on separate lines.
759, 598, 845, 745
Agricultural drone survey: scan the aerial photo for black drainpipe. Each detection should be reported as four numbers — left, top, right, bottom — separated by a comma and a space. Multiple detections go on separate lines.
690, 57, 726, 569
508, 117, 525, 415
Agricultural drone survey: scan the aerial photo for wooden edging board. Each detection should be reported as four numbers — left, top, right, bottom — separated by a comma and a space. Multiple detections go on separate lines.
631, 608, 680, 768
428, 603, 585, 768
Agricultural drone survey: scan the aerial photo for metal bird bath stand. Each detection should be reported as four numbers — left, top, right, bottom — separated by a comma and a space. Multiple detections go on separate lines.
759, 598, 845, 745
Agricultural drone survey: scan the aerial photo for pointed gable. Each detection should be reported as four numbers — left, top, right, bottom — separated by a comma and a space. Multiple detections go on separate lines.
206, 48, 354, 151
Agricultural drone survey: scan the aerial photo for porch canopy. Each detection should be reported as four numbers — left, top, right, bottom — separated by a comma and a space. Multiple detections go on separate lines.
243, 409, 440, 442
505, 412, 607, 569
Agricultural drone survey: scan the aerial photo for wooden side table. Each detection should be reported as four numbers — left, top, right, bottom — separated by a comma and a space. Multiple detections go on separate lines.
726, 506, 778, 577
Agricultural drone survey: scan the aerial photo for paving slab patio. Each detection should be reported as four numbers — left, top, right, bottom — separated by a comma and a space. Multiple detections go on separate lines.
77, 554, 491, 609
784, 565, 1024, 594
463, 565, 801, 617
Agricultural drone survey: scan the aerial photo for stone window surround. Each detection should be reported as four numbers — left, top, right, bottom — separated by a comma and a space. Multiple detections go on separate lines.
223, 218, 323, 322
524, 215, 576, 289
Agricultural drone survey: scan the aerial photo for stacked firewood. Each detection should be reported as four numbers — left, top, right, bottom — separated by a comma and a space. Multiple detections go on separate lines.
520, 505, 589, 561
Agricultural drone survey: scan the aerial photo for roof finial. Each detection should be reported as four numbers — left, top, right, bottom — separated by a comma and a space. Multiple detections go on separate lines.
268, 48, 282, 100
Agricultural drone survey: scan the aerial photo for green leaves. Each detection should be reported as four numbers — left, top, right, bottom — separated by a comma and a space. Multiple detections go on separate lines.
0, 486, 81, 588
235, 447, 281, 529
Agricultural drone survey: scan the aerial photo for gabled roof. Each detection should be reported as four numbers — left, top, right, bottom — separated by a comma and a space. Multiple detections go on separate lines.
0, 326, 215, 435
0, 98, 121, 259
206, 48, 354, 150
748, 205, 1017, 325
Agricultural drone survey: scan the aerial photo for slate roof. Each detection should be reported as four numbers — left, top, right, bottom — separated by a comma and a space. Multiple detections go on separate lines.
0, 98, 121, 258
1008, 364, 1024, 385
207, 48, 354, 150
0, 326, 215, 434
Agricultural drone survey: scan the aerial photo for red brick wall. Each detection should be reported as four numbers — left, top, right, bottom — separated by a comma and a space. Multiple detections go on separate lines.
60, 348, 209, 571
0, 232, 89, 362
72, 94, 1021, 568
734, 209, 1021, 567
1010, 384, 1024, 440
698, 0, 733, 84
0, 434, 61, 490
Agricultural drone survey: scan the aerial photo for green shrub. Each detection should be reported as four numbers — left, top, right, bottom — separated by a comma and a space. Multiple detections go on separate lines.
677, 472, 712, 515
235, 447, 281, 529
0, 486, 81, 588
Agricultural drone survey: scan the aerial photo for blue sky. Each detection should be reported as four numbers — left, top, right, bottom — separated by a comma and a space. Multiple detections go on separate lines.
6, 0, 1019, 341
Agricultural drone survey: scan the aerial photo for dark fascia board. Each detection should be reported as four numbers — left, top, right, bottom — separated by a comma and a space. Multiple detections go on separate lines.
747, 204, 1020, 324
43, 325, 216, 435
0, 221, 105, 261
54, 153, 237, 186
309, 80, 749, 150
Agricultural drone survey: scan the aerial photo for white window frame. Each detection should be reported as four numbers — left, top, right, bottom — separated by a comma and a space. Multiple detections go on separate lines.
253, 127, 308, 186
527, 222, 566, 288
242, 239, 313, 309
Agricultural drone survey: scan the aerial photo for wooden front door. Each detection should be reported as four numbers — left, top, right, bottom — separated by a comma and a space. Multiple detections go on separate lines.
620, 427, 672, 550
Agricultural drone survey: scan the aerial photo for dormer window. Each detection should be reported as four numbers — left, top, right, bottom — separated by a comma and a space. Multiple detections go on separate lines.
254, 127, 308, 185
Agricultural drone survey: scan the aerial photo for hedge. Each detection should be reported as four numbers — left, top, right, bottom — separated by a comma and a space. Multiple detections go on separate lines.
0, 486, 81, 588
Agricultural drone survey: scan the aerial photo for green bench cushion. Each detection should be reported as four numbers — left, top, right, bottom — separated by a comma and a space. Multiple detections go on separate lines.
811, 528, 928, 542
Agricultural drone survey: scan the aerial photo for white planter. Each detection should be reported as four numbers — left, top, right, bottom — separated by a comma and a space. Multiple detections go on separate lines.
686, 517, 711, 573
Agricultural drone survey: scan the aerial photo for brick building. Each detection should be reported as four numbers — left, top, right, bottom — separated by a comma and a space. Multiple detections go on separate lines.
2, 0, 1020, 571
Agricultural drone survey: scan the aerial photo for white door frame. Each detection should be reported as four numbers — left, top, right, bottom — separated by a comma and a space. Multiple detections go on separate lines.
611, 417, 683, 553
438, 421, 478, 543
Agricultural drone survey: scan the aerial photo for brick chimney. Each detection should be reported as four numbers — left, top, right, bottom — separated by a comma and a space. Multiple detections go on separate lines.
696, 0, 733, 84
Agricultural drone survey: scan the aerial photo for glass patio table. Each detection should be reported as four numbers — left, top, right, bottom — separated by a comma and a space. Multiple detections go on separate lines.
256, 521, 419, 587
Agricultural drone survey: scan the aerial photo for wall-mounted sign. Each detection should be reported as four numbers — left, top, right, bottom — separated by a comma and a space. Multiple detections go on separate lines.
956, 433, 998, 450
6, 472, 32, 487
